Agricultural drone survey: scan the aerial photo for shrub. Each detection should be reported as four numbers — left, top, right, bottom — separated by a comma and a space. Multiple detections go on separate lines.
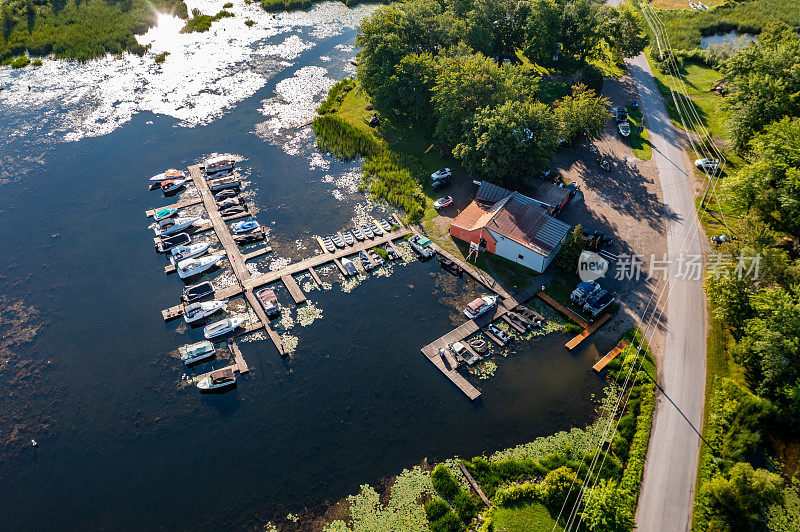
154, 51, 169, 64
223, 2, 233, 7
244, 19, 255, 26
10, 55, 29, 68
541, 466, 581, 509
432, 464, 460, 500
563, 322, 583, 334
32, 58, 42, 66
494, 482, 542, 506
429, 510, 463, 532
317, 78, 356, 115
425, 498, 450, 521
311, 115, 382, 160
454, 491, 477, 522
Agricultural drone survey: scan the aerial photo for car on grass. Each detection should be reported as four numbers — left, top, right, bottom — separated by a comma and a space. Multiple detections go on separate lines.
615, 106, 628, 123
433, 196, 453, 209
431, 168, 452, 181
431, 178, 449, 191
695, 158, 720, 172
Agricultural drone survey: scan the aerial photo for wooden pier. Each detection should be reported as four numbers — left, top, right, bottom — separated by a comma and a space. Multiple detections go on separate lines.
194, 340, 249, 382
501, 314, 527, 334
145, 197, 202, 217
458, 463, 492, 508
429, 243, 510, 299
566, 313, 612, 350
535, 292, 588, 327
593, 339, 631, 372
281, 274, 306, 304
306, 267, 322, 286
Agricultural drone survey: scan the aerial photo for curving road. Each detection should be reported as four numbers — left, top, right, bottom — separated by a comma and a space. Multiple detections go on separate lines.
625, 52, 707, 531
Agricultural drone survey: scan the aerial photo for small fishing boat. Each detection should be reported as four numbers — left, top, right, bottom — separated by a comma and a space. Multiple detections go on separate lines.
363, 224, 374, 239
379, 219, 392, 232
321, 236, 335, 253
385, 241, 399, 260
331, 234, 345, 248
184, 299, 227, 324
352, 226, 365, 241
153, 207, 178, 221
220, 205, 248, 217
182, 281, 214, 303
618, 121, 631, 137
256, 288, 281, 317
203, 317, 245, 339
204, 155, 235, 175
408, 235, 435, 258
468, 338, 489, 354
214, 189, 237, 201
359, 251, 375, 271
197, 367, 236, 392
488, 324, 511, 343
234, 228, 265, 245
150, 169, 185, 182
464, 295, 498, 319
207, 176, 240, 192
160, 179, 187, 195
170, 242, 211, 264
340, 257, 358, 276
155, 232, 190, 253
367, 249, 384, 266
154, 216, 200, 236
231, 220, 259, 234
342, 230, 355, 246
180, 340, 216, 365
177, 254, 223, 279
216, 197, 241, 208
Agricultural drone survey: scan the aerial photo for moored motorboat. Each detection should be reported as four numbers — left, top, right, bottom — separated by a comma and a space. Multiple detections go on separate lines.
342, 230, 354, 246
352, 226, 365, 241
170, 242, 211, 264
385, 241, 399, 260
220, 205, 248, 217
359, 251, 375, 271
367, 249, 384, 266
197, 367, 236, 392
154, 216, 200, 236
160, 179, 187, 195
155, 232, 191, 253
340, 257, 358, 276
331, 234, 345, 248
363, 224, 374, 239
231, 220, 259, 234
321, 236, 335, 253
408, 234, 435, 258
256, 288, 281, 317
184, 299, 227, 324
468, 338, 489, 354
203, 317, 245, 339
234, 228, 265, 245
182, 281, 214, 303
177, 254, 223, 279
180, 340, 216, 365
204, 155, 235, 175
216, 197, 241, 208
464, 295, 498, 319
207, 176, 240, 192
153, 207, 178, 221
150, 169, 185, 182
214, 189, 237, 201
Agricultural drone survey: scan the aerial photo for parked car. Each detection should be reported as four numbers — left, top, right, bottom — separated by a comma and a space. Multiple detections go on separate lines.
431, 179, 449, 191
571, 280, 601, 304
431, 168, 452, 181
582, 229, 612, 246
584, 290, 615, 316
711, 234, 730, 245
433, 196, 453, 209
615, 106, 628, 123
695, 158, 720, 172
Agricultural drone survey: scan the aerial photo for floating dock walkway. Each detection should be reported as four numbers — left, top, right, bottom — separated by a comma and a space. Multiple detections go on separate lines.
593, 339, 631, 372
194, 340, 249, 382
534, 291, 612, 350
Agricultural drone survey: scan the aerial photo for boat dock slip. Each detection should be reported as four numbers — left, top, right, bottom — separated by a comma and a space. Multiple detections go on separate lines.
307, 267, 322, 285
315, 236, 328, 253
593, 339, 631, 372
429, 243, 510, 299
565, 313, 612, 350
281, 275, 306, 304
392, 213, 403, 226
535, 292, 588, 328
195, 341, 249, 382
332, 258, 347, 276
482, 327, 505, 346
160, 284, 243, 321
145, 197, 202, 217
458, 463, 492, 508
501, 314, 527, 333
242, 246, 272, 261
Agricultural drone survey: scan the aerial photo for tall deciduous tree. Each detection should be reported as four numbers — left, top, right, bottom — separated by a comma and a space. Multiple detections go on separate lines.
580, 479, 635, 532
605, 4, 648, 60
703, 462, 784, 531
355, 6, 410, 97
561, 0, 604, 62
523, 0, 562, 65
553, 84, 611, 143
373, 52, 439, 130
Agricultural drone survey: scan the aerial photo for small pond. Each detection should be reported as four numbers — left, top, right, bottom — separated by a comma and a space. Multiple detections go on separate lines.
701, 30, 757, 50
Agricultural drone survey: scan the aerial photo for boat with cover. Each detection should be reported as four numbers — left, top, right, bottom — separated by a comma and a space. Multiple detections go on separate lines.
379, 219, 392, 232
216, 197, 241, 208
618, 121, 631, 137
197, 367, 236, 392
231, 220, 259, 234
408, 235, 435, 258
352, 226, 365, 241
150, 169, 185, 182
363, 224, 374, 239
182, 281, 214, 303
207, 176, 240, 192
180, 340, 216, 365
184, 299, 227, 324
203, 317, 245, 339
155, 232, 190, 253
204, 155, 235, 175
321, 236, 335, 253
256, 288, 281, 317
359, 251, 375, 271
464, 295, 498, 319
331, 234, 345, 248
340, 257, 358, 276
367, 249, 384, 266
170, 242, 211, 264
214, 189, 237, 201
177, 254, 223, 279
154, 216, 200, 236
385, 241, 399, 260
234, 228, 265, 245
153, 207, 178, 221
468, 338, 489, 354
160, 179, 187, 195
372, 222, 383, 236
342, 230, 355, 246
220, 205, 247, 217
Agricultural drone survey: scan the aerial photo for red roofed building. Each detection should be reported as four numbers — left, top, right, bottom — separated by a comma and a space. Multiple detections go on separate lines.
450, 188, 572, 272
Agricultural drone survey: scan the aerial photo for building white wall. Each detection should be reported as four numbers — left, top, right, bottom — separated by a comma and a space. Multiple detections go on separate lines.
486, 229, 547, 272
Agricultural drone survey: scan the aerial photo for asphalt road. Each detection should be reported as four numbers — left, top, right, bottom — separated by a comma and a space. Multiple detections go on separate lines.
626, 52, 707, 532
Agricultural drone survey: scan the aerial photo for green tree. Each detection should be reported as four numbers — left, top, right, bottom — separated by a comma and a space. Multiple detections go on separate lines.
703, 462, 784, 531
557, 224, 584, 272
523, 0, 561, 65
561, 0, 604, 62
453, 99, 557, 183
580, 479, 634, 532
541, 466, 581, 509
605, 4, 648, 60
355, 6, 410, 97
553, 84, 611, 143
453, 491, 477, 522
373, 52, 439, 129
465, 0, 528, 59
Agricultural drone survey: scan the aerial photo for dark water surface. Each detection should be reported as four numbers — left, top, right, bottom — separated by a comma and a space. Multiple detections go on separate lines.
0, 21, 606, 532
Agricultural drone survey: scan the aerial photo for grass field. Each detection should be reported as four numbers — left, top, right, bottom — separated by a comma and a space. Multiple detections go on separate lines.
627, 106, 652, 160
491, 502, 564, 532
650, 0, 725, 10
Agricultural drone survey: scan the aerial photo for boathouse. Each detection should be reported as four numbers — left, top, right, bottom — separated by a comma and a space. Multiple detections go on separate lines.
450, 187, 572, 273
475, 181, 571, 215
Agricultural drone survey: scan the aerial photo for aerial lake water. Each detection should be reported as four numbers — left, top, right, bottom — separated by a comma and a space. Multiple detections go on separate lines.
0, 2, 606, 529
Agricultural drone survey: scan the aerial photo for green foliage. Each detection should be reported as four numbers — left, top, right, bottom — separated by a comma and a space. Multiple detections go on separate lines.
260, 0, 314, 12
9, 54, 29, 67
579, 64, 604, 96
363, 151, 426, 222
523, 0, 561, 65
553, 84, 610, 143
561, 0, 604, 62
563, 322, 582, 334
181, 8, 234, 33
557, 225, 583, 272
373, 52, 439, 129
580, 479, 634, 532
429, 510, 463, 532
453, 491, 477, 522
541, 466, 581, 509
223, 2, 232, 7
154, 51, 169, 64
311, 115, 382, 160
767, 478, 800, 532
702, 462, 784, 532
431, 463, 460, 500
31, 57, 41, 66
317, 78, 356, 115
424, 498, 450, 521
605, 3, 648, 60
244, 19, 254, 27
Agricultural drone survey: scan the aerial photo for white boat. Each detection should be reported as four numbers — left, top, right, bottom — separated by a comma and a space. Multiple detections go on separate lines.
352, 226, 365, 241
256, 288, 281, 317
177, 254, 223, 279
409, 235, 435, 258
204, 155, 235, 175
340, 257, 358, 276
464, 295, 498, 319
170, 242, 211, 265
372, 222, 384, 236
150, 169, 185, 182
207, 176, 240, 192
197, 367, 236, 391
184, 300, 227, 324
231, 220, 259, 234
160, 179, 187, 194
203, 317, 245, 339
618, 121, 631, 137
154, 216, 200, 236
153, 207, 178, 221
180, 340, 216, 365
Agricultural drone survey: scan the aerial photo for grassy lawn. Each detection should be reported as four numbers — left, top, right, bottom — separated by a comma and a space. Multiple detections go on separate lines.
627, 106, 652, 160
650, 0, 725, 9
491, 501, 564, 532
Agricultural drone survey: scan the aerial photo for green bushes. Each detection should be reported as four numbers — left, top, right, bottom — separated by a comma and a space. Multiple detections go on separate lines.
244, 19, 255, 27
431, 464, 460, 500
362, 151, 425, 223
317, 78, 356, 115
424, 498, 450, 521
223, 2, 233, 7
9, 55, 29, 68
154, 51, 169, 64
311, 115, 382, 160
181, 9, 234, 33
453, 491, 477, 522
261, 0, 312, 12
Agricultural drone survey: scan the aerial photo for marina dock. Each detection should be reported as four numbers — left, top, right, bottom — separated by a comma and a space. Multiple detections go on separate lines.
195, 340, 249, 382
565, 313, 612, 350
429, 243, 510, 299
281, 274, 306, 304
593, 339, 631, 372
145, 197, 202, 217
534, 291, 612, 350
535, 292, 588, 327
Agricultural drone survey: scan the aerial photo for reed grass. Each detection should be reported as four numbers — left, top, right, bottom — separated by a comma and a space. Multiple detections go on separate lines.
311, 115, 382, 160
